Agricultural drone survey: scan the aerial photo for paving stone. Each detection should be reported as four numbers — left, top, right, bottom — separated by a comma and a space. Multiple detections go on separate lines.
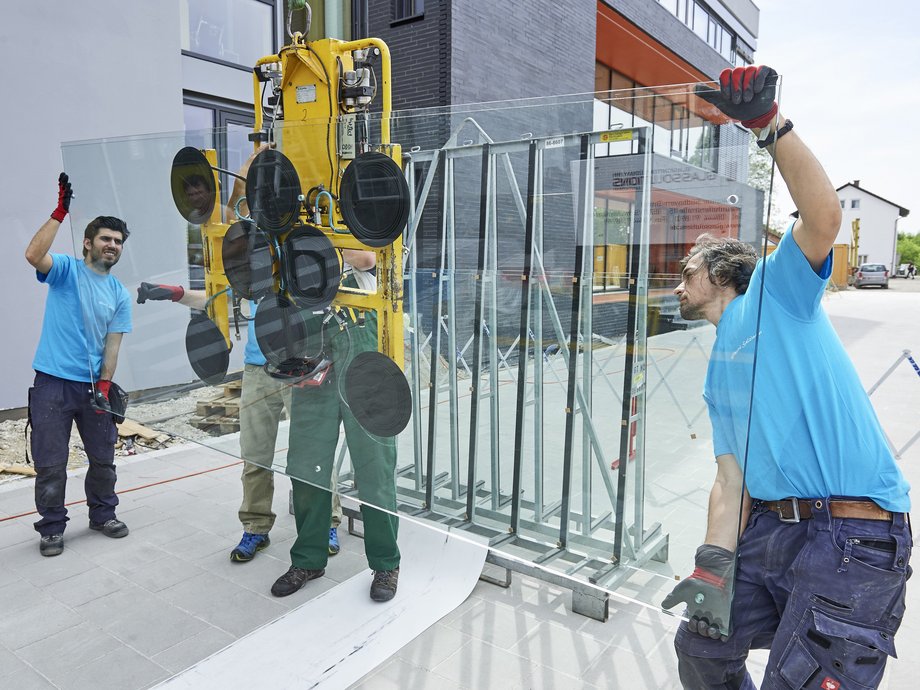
45, 566, 132, 608
5, 543, 97, 587
15, 622, 119, 686
65, 644, 170, 690
0, 597, 83, 650
103, 596, 210, 657
151, 626, 236, 675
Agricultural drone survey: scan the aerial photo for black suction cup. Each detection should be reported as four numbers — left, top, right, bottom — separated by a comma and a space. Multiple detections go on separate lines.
339, 152, 410, 248
245, 149, 302, 234
171, 147, 217, 224
185, 312, 230, 386
343, 351, 412, 437
282, 226, 342, 310
222, 220, 275, 301
253, 294, 323, 368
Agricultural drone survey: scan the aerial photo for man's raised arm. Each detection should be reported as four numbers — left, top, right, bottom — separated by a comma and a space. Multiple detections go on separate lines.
25, 173, 73, 275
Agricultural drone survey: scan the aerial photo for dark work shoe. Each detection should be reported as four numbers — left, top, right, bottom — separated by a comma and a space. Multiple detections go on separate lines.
370, 567, 399, 602
39, 534, 64, 557
230, 532, 271, 562
271, 565, 324, 597
89, 518, 129, 538
328, 527, 340, 556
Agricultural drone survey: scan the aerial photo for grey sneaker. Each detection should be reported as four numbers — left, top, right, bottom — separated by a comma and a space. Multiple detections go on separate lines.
40, 534, 64, 557
370, 567, 399, 602
271, 565, 324, 597
89, 518, 129, 538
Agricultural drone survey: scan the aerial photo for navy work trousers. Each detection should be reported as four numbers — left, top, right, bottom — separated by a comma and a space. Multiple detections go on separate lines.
675, 500, 912, 689
29, 371, 119, 536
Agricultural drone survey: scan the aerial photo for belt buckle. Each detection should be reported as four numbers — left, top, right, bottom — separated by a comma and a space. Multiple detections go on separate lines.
778, 498, 801, 523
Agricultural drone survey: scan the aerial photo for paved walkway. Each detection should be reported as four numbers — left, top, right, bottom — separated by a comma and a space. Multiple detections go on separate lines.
0, 283, 916, 689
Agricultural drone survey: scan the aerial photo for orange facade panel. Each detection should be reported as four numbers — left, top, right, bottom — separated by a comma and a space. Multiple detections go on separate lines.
596, 2, 708, 88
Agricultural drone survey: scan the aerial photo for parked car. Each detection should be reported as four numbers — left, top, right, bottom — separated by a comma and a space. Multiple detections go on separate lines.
896, 264, 909, 278
854, 263, 889, 288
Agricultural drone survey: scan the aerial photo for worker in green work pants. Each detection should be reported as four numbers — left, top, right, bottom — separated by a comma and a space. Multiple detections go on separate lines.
270, 262, 400, 602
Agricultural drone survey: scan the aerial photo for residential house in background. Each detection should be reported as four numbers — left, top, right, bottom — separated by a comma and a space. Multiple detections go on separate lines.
836, 180, 910, 272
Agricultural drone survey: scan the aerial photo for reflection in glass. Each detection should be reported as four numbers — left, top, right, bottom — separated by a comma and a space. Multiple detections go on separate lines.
62, 83, 774, 633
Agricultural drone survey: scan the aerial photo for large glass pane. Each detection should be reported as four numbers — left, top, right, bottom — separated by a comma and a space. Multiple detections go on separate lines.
63, 76, 778, 637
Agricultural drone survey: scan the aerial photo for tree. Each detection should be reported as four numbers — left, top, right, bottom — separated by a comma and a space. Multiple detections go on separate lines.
747, 138, 786, 235
896, 232, 920, 265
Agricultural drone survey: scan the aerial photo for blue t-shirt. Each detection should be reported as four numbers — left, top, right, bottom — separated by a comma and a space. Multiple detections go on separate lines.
32, 254, 132, 382
704, 231, 910, 512
244, 300, 266, 366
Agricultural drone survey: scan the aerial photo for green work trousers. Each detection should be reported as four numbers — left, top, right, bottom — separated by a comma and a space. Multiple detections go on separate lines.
287, 318, 400, 572
239, 363, 341, 534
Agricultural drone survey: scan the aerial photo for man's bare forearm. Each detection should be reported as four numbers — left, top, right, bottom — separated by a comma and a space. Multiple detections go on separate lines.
25, 218, 60, 274
100, 333, 124, 381
760, 116, 842, 269
704, 455, 749, 551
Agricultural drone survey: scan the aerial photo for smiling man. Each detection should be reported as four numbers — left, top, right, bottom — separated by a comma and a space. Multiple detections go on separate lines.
24, 173, 133, 557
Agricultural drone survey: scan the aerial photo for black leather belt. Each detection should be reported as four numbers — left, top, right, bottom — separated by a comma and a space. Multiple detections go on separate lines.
759, 498, 892, 523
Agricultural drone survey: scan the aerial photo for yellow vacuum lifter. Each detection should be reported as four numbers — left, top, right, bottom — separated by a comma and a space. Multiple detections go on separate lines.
196, 22, 405, 370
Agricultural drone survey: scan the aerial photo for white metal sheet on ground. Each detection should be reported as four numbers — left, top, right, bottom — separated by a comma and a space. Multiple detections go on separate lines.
157, 518, 487, 689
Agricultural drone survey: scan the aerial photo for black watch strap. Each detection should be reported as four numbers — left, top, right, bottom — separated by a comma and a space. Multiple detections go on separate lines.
757, 119, 793, 148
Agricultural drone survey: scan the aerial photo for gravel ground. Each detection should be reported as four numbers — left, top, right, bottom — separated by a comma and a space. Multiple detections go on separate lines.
0, 387, 224, 488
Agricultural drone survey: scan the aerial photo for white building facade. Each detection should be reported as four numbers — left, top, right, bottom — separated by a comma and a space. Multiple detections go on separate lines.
0, 1, 282, 411
836, 181, 909, 271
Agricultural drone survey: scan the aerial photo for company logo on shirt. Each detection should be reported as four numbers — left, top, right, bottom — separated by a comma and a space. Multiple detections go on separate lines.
731, 330, 761, 360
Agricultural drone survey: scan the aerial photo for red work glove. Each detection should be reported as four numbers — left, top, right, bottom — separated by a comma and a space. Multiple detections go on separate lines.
93, 380, 113, 415
662, 544, 736, 641
695, 66, 778, 129
137, 282, 185, 304
51, 172, 73, 222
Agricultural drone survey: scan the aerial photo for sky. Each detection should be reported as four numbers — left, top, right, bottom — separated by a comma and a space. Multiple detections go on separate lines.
754, 0, 920, 232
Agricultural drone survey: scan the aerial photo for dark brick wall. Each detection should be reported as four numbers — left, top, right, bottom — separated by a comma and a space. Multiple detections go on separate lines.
365, 0, 451, 112
450, 0, 596, 105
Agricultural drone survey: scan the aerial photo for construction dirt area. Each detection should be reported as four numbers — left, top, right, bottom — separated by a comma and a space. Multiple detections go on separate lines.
0, 385, 228, 489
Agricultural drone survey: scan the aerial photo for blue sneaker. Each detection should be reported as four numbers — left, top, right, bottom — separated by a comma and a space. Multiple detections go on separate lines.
230, 532, 270, 562
328, 527, 340, 556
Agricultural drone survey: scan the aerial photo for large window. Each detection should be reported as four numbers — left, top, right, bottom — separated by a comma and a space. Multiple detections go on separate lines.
594, 64, 717, 171
658, 0, 735, 62
183, 97, 256, 288
181, 0, 276, 70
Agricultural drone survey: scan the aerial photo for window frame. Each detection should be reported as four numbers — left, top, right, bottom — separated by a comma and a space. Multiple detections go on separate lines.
182, 0, 278, 72
392, 0, 424, 26
183, 94, 257, 290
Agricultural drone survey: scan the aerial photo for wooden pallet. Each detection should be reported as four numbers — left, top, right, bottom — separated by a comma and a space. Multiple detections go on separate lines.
195, 396, 240, 417
191, 381, 243, 435
195, 381, 243, 418
189, 414, 240, 435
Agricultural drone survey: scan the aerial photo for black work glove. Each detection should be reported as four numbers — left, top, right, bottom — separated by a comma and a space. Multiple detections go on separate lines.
695, 66, 778, 129
92, 379, 113, 415
51, 172, 73, 222
137, 282, 185, 304
662, 544, 735, 641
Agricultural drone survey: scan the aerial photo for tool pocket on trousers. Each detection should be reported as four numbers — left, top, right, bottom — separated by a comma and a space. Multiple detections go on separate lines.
28, 379, 63, 425
778, 608, 896, 690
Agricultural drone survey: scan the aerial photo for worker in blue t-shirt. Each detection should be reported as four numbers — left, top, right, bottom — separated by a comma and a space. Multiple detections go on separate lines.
662, 67, 912, 689
25, 173, 133, 558
136, 288, 345, 561
136, 144, 343, 563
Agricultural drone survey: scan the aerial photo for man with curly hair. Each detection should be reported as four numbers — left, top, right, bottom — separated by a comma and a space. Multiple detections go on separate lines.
663, 66, 911, 689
